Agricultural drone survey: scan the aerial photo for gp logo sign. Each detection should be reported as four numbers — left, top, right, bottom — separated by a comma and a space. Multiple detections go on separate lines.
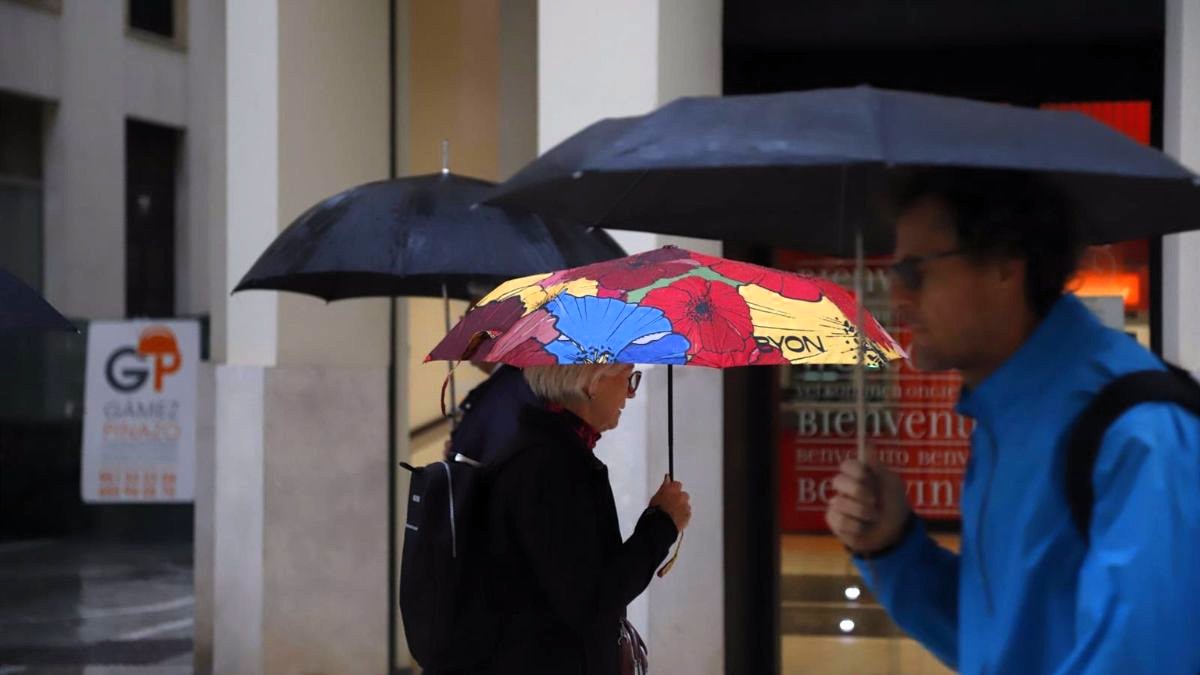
82, 320, 199, 503
104, 326, 183, 393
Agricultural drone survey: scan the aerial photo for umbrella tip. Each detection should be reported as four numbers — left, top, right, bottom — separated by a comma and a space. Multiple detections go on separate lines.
441, 139, 450, 174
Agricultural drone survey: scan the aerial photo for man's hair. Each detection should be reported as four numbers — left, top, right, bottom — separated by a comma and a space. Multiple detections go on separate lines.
524, 364, 629, 404
889, 169, 1084, 317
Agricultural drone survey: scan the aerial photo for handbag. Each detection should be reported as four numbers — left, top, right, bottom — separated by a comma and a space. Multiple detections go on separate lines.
617, 617, 648, 675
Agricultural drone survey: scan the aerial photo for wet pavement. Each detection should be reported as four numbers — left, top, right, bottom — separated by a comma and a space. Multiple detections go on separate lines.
0, 538, 193, 674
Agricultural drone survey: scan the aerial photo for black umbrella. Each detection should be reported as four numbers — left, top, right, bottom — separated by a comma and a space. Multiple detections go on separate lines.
0, 269, 75, 334
235, 171, 625, 301
486, 85, 1200, 257
234, 166, 625, 417
485, 85, 1200, 470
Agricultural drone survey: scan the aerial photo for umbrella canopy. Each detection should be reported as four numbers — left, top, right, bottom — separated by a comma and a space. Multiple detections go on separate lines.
485, 85, 1200, 256
427, 246, 904, 577
0, 269, 75, 334
427, 246, 903, 369
234, 171, 625, 301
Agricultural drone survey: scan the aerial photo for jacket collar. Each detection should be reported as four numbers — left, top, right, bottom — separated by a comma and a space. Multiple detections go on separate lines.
518, 403, 603, 454
544, 402, 603, 450
956, 294, 1103, 422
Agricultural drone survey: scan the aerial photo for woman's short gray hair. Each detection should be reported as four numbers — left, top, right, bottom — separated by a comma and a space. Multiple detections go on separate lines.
524, 364, 629, 404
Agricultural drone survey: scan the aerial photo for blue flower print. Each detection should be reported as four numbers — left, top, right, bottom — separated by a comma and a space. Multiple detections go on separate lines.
544, 294, 690, 365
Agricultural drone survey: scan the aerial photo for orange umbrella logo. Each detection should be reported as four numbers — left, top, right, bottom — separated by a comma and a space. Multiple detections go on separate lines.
137, 326, 182, 392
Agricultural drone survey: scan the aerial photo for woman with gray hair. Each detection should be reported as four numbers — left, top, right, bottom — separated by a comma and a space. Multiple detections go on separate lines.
476, 362, 691, 674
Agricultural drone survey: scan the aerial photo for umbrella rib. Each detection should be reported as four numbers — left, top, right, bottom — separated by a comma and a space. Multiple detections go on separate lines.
592, 170, 649, 228
743, 302, 792, 319
817, 316, 853, 328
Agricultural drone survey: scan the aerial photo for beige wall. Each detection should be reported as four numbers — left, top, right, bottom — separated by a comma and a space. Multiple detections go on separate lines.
402, 0, 523, 436
407, 0, 501, 178
499, 0, 538, 179
275, 0, 391, 369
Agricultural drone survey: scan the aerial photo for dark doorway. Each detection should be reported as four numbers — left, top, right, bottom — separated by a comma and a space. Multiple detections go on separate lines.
0, 92, 44, 292
125, 119, 180, 319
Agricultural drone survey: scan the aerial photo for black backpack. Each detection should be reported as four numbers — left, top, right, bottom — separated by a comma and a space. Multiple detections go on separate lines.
1063, 362, 1200, 541
399, 452, 510, 671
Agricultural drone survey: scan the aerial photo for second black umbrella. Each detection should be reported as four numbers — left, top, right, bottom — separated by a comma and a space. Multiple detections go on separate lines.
235, 170, 624, 301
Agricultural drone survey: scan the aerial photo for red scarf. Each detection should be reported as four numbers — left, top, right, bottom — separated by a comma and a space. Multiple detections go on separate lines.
544, 403, 602, 450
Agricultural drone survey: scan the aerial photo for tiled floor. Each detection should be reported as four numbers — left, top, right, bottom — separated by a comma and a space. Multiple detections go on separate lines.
783, 635, 952, 675
780, 534, 958, 674
0, 538, 193, 673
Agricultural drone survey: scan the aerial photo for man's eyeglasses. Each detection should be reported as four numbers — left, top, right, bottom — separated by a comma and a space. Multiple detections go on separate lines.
889, 249, 968, 291
628, 370, 643, 397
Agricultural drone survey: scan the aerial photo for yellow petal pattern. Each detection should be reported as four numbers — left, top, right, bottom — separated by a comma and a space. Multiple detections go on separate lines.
475, 273, 600, 315
740, 285, 902, 366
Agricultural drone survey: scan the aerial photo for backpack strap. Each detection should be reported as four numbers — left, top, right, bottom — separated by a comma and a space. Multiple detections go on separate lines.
1064, 363, 1200, 541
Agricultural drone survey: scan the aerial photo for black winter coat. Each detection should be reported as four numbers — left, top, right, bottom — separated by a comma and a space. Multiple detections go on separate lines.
475, 405, 677, 675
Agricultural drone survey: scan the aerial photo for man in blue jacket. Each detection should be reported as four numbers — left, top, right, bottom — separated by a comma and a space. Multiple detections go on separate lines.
826, 169, 1200, 674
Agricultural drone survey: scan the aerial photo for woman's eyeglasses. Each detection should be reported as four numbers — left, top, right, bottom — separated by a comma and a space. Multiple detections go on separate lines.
628, 370, 643, 397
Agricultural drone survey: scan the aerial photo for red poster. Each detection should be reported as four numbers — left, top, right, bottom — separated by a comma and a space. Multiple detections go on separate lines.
774, 251, 974, 532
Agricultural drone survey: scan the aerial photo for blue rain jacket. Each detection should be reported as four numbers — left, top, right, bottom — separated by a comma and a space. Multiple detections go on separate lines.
857, 294, 1200, 674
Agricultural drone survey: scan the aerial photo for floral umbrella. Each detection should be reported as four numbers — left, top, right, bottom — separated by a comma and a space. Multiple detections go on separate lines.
427, 246, 903, 575
428, 245, 903, 369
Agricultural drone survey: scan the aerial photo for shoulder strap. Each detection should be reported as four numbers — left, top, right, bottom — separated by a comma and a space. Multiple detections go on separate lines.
1065, 363, 1200, 540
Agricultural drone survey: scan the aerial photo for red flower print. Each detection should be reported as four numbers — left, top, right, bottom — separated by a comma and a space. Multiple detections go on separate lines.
708, 255, 896, 351
708, 259, 823, 302
641, 276, 757, 367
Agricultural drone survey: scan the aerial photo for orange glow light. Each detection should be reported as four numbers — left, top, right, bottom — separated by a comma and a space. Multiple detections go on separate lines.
1071, 271, 1142, 309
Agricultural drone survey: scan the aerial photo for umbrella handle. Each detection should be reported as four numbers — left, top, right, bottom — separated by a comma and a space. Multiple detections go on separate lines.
656, 530, 683, 578
439, 361, 463, 421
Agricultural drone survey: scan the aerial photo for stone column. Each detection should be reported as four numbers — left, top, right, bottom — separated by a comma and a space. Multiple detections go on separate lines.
1164, 0, 1200, 374
213, 1, 401, 672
